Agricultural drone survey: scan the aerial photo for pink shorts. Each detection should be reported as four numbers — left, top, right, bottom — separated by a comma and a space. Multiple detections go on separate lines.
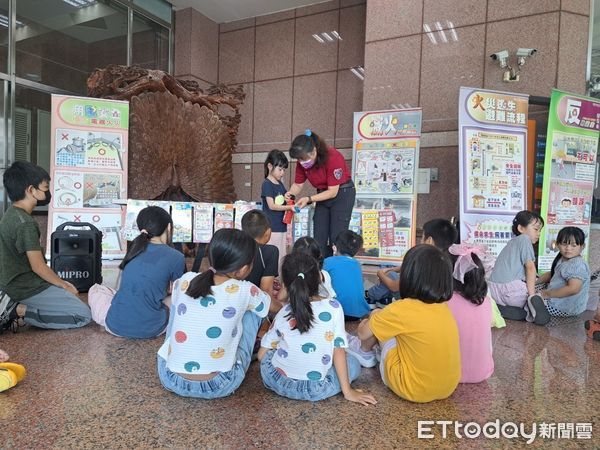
488, 280, 528, 308
268, 231, 288, 274
87, 284, 116, 328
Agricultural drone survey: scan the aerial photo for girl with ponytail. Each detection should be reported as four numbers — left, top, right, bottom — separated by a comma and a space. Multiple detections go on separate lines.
258, 252, 376, 405
88, 206, 185, 338
157, 228, 271, 399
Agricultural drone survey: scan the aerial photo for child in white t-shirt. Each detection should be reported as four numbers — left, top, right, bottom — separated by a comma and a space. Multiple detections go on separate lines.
258, 252, 376, 405
157, 228, 271, 398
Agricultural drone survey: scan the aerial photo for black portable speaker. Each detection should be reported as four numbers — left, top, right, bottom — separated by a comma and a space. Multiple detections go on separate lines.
50, 222, 103, 293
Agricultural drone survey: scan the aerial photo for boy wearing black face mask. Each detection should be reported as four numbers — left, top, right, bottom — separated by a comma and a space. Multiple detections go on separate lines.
0, 162, 91, 332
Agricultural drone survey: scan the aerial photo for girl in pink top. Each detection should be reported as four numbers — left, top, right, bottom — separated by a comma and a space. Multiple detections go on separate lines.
447, 244, 494, 383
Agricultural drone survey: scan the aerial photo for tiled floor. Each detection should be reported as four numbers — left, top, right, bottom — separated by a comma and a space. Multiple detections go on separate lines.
2, 304, 599, 448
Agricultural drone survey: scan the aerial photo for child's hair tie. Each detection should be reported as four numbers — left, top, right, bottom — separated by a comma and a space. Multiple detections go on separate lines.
304, 129, 312, 137
208, 267, 216, 274
448, 243, 492, 282
140, 229, 149, 235
297, 272, 305, 279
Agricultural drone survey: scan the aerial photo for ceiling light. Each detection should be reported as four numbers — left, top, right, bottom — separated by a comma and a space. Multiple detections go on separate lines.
322, 32, 334, 42
446, 21, 458, 42
434, 21, 448, 43
350, 67, 364, 81
331, 30, 343, 41
312, 33, 325, 44
62, 0, 97, 8
0, 14, 24, 28
423, 24, 437, 44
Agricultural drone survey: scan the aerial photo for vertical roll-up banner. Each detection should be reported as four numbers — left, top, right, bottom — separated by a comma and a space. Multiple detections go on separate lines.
458, 87, 529, 259
538, 89, 600, 271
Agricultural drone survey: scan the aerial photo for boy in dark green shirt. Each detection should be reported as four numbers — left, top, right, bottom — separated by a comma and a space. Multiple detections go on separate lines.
0, 162, 91, 331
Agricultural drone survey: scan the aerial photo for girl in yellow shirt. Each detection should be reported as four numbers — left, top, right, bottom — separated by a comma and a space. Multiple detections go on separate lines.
351, 245, 461, 403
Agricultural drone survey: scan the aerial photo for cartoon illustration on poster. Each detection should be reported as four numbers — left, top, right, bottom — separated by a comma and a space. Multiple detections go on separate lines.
546, 180, 593, 225
55, 129, 124, 170
233, 202, 258, 230
52, 211, 124, 252
193, 203, 214, 243
292, 208, 311, 243
354, 142, 416, 194
214, 204, 234, 230
550, 131, 597, 181
53, 171, 123, 209
349, 211, 362, 235
171, 202, 193, 242
463, 128, 525, 213
123, 199, 170, 241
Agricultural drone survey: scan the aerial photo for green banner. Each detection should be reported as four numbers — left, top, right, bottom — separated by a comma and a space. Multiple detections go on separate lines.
538, 89, 600, 271
58, 96, 129, 129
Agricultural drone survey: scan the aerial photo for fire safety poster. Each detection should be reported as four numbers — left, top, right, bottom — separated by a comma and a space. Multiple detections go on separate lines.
48, 95, 129, 258
458, 87, 529, 259
352, 108, 421, 264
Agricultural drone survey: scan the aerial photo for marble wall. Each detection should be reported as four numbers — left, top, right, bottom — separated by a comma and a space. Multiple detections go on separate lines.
174, 0, 591, 229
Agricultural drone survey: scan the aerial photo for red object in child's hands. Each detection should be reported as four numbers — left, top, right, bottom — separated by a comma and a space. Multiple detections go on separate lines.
282, 195, 296, 224
283, 197, 295, 225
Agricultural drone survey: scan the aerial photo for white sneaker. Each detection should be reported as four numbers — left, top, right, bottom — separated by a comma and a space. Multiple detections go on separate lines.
346, 334, 377, 368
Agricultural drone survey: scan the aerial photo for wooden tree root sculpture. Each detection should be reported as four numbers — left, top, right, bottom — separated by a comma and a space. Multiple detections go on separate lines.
87, 65, 245, 203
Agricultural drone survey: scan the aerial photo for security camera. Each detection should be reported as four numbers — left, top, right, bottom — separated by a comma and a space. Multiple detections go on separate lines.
516, 48, 537, 57
490, 50, 509, 68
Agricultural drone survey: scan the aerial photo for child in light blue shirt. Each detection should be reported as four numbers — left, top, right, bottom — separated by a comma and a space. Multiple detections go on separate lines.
323, 230, 370, 320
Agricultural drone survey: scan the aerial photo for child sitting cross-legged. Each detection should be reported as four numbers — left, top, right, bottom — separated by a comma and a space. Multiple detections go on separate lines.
323, 230, 371, 320
258, 252, 376, 405
348, 245, 461, 403
157, 228, 271, 399
447, 243, 494, 383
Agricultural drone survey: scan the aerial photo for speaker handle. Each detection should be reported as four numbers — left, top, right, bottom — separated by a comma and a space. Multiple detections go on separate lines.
55, 222, 101, 234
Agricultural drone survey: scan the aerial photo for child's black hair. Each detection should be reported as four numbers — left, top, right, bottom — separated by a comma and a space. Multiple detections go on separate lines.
264, 149, 289, 178
422, 219, 458, 252
289, 130, 329, 168
512, 210, 544, 235
399, 244, 453, 304
281, 252, 320, 333
550, 226, 586, 277
120, 206, 173, 270
334, 230, 363, 256
187, 228, 257, 299
292, 236, 323, 269
450, 253, 487, 305
3, 161, 50, 202
241, 209, 271, 240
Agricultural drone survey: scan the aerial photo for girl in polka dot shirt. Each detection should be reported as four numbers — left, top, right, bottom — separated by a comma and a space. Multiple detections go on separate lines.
157, 228, 271, 399
258, 252, 376, 405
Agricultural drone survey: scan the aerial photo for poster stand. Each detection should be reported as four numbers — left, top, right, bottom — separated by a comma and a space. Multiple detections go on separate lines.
458, 87, 529, 259
538, 89, 600, 271
351, 108, 422, 265
47, 95, 129, 259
